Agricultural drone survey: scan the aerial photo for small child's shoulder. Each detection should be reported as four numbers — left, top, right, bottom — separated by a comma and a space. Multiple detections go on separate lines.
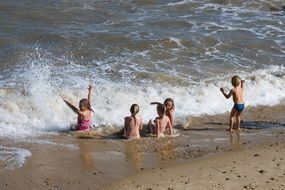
125, 116, 132, 122
163, 115, 170, 121
167, 116, 171, 121
155, 116, 161, 121
233, 86, 243, 91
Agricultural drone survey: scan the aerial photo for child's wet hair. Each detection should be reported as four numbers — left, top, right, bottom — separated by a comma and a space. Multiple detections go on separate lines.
79, 98, 93, 112
157, 103, 166, 116
130, 104, 140, 126
164, 98, 174, 109
231, 75, 241, 87
130, 104, 139, 115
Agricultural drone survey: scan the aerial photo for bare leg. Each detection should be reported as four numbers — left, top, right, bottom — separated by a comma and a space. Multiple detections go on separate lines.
229, 107, 238, 131
236, 111, 242, 130
233, 117, 237, 129
148, 119, 155, 134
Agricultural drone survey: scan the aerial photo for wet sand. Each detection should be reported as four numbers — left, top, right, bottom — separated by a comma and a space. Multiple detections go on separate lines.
0, 105, 285, 190
107, 142, 285, 190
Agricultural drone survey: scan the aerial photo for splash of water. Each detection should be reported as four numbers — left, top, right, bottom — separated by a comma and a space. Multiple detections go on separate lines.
0, 49, 285, 139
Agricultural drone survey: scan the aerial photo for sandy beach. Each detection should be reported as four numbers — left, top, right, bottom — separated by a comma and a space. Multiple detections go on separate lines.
0, 105, 284, 190
1, 1, 285, 190
107, 142, 285, 190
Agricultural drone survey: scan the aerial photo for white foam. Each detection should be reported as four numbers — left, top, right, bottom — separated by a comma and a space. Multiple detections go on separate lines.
0, 15, 285, 139
169, 37, 186, 48
214, 138, 229, 141
23, 139, 78, 150
1, 61, 285, 140
0, 146, 31, 169
167, 0, 195, 6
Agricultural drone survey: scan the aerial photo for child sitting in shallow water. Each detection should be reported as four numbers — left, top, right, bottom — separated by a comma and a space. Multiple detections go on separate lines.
124, 104, 143, 139
163, 98, 175, 127
148, 103, 172, 138
220, 76, 245, 131
151, 98, 175, 128
62, 85, 93, 132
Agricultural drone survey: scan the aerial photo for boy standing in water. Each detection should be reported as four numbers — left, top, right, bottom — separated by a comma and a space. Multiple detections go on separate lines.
220, 76, 245, 131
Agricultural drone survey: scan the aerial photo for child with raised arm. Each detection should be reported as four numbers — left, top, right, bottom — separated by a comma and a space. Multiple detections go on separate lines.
220, 76, 245, 131
62, 85, 93, 132
148, 103, 172, 138
151, 98, 175, 127
124, 104, 143, 139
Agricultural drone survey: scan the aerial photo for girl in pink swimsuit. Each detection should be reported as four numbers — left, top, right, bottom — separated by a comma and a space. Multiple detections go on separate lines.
62, 85, 93, 132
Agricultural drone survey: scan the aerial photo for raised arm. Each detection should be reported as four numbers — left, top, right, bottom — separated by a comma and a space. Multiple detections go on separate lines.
241, 80, 245, 89
150, 102, 162, 106
220, 88, 233, 99
62, 97, 80, 114
87, 85, 92, 103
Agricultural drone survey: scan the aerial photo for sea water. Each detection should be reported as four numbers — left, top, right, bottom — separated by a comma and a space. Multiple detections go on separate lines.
0, 0, 285, 139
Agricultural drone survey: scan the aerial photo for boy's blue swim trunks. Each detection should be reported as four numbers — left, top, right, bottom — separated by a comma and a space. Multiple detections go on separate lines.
234, 104, 244, 112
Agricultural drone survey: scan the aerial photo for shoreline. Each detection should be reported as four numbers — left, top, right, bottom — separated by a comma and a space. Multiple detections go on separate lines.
0, 104, 284, 190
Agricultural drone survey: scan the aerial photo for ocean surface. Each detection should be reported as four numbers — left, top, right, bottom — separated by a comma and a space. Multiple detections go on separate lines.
0, 0, 285, 139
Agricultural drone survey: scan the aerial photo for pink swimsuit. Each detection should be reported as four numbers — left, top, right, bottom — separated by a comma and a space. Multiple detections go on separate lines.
76, 119, 91, 131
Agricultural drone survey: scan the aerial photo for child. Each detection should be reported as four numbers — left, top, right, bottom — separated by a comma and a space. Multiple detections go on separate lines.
62, 85, 93, 132
151, 98, 175, 127
164, 98, 175, 127
220, 76, 245, 131
148, 103, 172, 138
124, 104, 143, 139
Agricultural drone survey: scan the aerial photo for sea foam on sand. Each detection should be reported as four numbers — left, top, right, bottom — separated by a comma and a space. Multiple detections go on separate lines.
0, 146, 31, 169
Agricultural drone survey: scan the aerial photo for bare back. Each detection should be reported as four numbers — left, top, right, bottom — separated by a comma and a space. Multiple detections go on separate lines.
155, 115, 171, 137
78, 110, 92, 121
124, 116, 143, 139
232, 86, 244, 104
165, 110, 174, 127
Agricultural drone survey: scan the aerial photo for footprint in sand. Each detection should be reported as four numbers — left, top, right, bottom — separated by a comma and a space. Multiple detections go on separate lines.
258, 169, 265, 174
